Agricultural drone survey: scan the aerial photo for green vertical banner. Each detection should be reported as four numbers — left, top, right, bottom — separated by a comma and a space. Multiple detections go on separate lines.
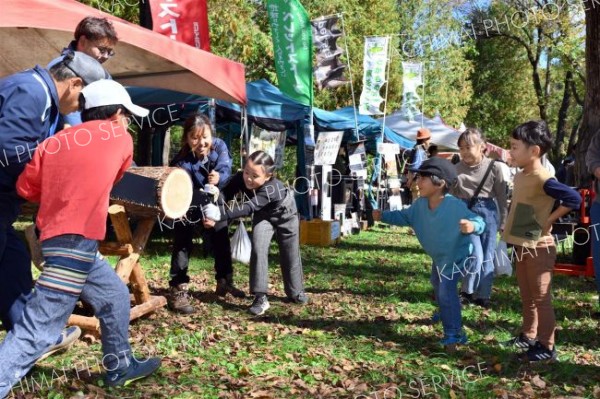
267, 0, 313, 106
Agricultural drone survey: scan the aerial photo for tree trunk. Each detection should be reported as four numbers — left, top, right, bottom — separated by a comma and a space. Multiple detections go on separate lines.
554, 71, 573, 160
576, 6, 600, 185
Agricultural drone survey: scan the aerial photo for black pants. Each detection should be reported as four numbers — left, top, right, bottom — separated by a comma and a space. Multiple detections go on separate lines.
169, 206, 232, 287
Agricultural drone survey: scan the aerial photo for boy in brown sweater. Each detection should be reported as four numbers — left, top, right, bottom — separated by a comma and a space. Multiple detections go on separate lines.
502, 121, 580, 362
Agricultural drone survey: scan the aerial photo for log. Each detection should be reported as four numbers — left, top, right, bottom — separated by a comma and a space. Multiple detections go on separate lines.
114, 218, 155, 283
108, 204, 133, 244
68, 314, 100, 332
130, 261, 150, 304
129, 295, 167, 320
110, 166, 193, 219
68, 295, 166, 332
98, 242, 133, 256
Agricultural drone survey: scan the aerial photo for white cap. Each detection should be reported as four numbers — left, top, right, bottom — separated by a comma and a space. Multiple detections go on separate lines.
81, 79, 149, 117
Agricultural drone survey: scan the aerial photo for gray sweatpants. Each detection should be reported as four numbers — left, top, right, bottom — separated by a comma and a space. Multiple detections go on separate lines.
250, 191, 305, 299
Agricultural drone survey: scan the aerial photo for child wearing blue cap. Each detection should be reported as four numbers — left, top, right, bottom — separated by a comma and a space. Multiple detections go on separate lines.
375, 157, 486, 347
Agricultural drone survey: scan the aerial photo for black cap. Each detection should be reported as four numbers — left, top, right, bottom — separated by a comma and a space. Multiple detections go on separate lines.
410, 157, 457, 185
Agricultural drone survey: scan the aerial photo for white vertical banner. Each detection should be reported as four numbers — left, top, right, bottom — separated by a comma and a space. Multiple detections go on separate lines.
402, 62, 423, 116
359, 36, 390, 115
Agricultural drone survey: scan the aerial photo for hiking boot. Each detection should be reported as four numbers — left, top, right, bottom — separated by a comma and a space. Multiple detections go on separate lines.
104, 356, 161, 387
439, 332, 468, 346
215, 274, 246, 298
248, 294, 270, 316
38, 326, 81, 361
474, 298, 491, 309
460, 292, 474, 305
501, 333, 536, 350
168, 284, 194, 314
518, 341, 558, 362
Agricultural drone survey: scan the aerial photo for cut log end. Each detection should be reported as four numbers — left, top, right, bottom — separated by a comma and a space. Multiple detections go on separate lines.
160, 168, 193, 219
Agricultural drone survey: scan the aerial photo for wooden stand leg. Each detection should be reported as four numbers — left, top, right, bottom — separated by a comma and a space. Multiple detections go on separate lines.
70, 210, 167, 333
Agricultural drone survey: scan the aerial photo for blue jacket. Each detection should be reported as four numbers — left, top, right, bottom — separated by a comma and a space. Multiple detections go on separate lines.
382, 194, 485, 276
0, 66, 60, 220
170, 137, 232, 190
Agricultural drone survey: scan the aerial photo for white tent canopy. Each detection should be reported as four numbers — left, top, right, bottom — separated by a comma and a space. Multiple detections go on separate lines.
383, 110, 461, 150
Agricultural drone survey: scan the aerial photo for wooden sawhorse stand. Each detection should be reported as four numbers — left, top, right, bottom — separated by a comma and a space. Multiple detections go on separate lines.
67, 204, 166, 332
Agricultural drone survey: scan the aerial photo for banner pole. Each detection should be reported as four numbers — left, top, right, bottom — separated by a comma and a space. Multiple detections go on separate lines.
340, 14, 359, 142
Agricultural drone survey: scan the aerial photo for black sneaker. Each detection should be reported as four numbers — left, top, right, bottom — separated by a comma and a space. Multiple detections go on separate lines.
501, 333, 536, 350
474, 298, 491, 309
105, 357, 162, 387
248, 295, 270, 316
518, 341, 558, 362
460, 292, 474, 305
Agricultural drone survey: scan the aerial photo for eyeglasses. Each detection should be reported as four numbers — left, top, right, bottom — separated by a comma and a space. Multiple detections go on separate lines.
96, 46, 115, 58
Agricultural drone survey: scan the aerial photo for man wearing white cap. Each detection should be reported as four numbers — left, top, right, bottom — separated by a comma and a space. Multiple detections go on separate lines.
0, 80, 160, 396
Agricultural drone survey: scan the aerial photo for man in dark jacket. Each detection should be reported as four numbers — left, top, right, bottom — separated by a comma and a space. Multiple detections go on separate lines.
0, 52, 105, 353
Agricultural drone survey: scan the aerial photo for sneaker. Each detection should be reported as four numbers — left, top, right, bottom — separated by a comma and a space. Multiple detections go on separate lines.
248, 294, 270, 316
474, 298, 491, 309
38, 326, 81, 361
290, 292, 309, 305
460, 292, 474, 305
215, 274, 246, 298
104, 357, 161, 387
518, 341, 558, 362
439, 332, 468, 346
168, 284, 194, 314
501, 333, 536, 350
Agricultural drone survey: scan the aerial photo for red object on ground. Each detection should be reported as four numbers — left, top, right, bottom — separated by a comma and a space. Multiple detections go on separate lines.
554, 189, 596, 278
1, 0, 245, 104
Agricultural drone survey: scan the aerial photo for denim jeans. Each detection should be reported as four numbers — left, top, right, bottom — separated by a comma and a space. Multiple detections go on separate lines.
431, 259, 469, 337
461, 198, 499, 300
591, 202, 600, 295
0, 234, 132, 397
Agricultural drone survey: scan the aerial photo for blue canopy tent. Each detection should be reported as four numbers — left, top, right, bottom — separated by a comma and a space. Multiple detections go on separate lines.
314, 106, 414, 151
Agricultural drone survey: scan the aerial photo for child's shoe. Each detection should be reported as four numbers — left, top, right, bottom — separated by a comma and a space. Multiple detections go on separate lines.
518, 341, 557, 362
501, 333, 536, 350
248, 294, 270, 316
460, 292, 474, 305
439, 332, 468, 346
104, 357, 161, 387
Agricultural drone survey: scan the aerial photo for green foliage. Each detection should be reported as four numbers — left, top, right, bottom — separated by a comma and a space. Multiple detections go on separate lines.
465, 38, 539, 147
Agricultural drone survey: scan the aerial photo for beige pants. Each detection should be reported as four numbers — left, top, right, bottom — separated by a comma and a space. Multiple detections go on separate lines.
515, 245, 557, 348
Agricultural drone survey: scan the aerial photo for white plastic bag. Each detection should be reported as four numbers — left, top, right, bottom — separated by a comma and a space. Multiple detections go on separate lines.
231, 220, 251, 264
494, 240, 513, 276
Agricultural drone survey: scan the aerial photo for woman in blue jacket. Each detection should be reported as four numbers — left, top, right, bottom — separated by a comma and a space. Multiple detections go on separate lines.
168, 113, 244, 313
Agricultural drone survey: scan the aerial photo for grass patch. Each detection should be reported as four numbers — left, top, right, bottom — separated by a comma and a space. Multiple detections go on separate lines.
2, 224, 600, 398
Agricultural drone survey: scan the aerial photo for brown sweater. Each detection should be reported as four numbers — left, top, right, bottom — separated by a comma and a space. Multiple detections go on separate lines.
502, 168, 555, 248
